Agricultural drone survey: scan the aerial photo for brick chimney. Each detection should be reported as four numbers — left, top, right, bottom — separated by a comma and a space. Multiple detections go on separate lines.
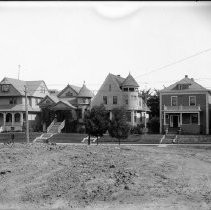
185, 75, 188, 78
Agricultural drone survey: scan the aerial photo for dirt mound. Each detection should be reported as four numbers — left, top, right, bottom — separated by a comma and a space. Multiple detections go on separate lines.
0, 143, 211, 209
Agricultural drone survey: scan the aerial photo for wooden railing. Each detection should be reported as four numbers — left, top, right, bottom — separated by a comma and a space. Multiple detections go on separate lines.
47, 118, 56, 133
164, 105, 201, 112
58, 120, 65, 133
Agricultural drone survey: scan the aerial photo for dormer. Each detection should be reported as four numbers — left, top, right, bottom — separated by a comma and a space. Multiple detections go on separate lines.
175, 83, 191, 90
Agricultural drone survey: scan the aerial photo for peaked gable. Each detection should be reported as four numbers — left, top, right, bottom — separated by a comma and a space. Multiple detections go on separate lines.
0, 77, 49, 97
91, 73, 123, 106
78, 84, 94, 98
38, 95, 58, 107
57, 84, 79, 98
161, 75, 208, 93
122, 73, 139, 87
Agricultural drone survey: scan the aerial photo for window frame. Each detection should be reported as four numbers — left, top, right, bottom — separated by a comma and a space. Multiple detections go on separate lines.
171, 96, 178, 106
103, 96, 107, 105
189, 96, 196, 106
113, 96, 117, 105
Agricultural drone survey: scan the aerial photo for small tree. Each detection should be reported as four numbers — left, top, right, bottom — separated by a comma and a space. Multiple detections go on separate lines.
108, 108, 130, 145
84, 105, 109, 145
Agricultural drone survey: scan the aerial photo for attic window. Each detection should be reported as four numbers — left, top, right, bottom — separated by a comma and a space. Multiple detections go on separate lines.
177, 84, 189, 90
40, 87, 45, 93
109, 84, 111, 91
66, 91, 73, 97
1, 84, 10, 92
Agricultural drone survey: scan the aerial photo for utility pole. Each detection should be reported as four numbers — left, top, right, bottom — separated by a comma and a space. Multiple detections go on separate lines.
18, 65, 21, 80
24, 85, 29, 143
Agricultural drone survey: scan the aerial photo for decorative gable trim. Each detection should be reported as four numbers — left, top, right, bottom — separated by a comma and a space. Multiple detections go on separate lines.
57, 85, 78, 98
38, 95, 56, 106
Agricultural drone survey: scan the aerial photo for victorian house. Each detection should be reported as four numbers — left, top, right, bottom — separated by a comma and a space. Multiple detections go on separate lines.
38, 82, 94, 132
0, 77, 48, 132
160, 75, 211, 134
91, 73, 149, 127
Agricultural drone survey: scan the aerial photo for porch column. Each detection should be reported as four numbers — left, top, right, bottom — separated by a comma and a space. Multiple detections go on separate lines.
198, 112, 200, 125
131, 111, 135, 126
164, 112, 166, 125
109, 111, 112, 120
3, 113, 6, 126
81, 108, 85, 120
11, 113, 14, 126
20, 112, 24, 126
180, 113, 182, 126
144, 112, 147, 128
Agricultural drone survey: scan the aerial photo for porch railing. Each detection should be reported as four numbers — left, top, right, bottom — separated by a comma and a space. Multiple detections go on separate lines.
164, 105, 201, 112
47, 118, 56, 133
58, 120, 65, 133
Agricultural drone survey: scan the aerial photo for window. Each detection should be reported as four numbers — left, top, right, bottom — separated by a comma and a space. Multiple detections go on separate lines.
1, 84, 10, 92
182, 113, 198, 124
9, 98, 17, 105
28, 98, 32, 106
66, 91, 73, 97
191, 114, 198, 124
35, 98, 39, 105
139, 100, 142, 106
113, 96, 117, 104
125, 99, 128, 105
126, 111, 131, 122
40, 86, 45, 93
129, 88, 134, 92
82, 99, 86, 103
14, 113, 20, 122
189, 96, 196, 106
134, 113, 137, 123
171, 96, 178, 106
103, 96, 107, 105
109, 84, 111, 91
123, 88, 128, 92
6, 113, 12, 122
177, 84, 189, 90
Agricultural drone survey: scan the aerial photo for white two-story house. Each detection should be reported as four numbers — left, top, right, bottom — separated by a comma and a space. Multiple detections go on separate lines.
0, 77, 48, 132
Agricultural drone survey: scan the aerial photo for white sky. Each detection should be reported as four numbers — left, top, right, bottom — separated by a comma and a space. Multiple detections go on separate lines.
0, 1, 211, 94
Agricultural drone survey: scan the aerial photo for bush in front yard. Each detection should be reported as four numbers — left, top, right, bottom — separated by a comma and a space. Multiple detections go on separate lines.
130, 123, 145, 134
147, 117, 160, 133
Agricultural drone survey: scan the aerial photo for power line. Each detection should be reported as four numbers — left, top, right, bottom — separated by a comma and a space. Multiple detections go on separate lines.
135, 47, 211, 78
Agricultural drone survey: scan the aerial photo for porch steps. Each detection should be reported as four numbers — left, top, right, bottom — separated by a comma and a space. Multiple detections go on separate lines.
48, 122, 63, 134
34, 120, 65, 143
160, 134, 177, 144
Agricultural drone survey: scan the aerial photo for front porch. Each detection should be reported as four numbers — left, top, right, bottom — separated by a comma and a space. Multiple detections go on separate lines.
0, 112, 24, 132
163, 105, 201, 134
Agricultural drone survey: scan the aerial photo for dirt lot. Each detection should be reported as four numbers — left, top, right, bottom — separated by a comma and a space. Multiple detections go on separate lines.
0, 143, 211, 210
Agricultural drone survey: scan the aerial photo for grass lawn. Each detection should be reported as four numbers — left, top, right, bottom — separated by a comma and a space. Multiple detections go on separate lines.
0, 143, 210, 209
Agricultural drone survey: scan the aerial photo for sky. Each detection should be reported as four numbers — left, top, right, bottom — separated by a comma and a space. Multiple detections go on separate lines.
0, 1, 211, 94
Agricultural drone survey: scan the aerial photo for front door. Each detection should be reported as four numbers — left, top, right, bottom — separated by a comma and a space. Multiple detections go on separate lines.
170, 115, 179, 128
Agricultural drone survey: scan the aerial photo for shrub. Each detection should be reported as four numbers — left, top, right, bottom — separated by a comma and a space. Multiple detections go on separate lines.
147, 117, 160, 133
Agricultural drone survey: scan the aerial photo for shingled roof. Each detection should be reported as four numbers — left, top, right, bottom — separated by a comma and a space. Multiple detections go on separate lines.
121, 73, 139, 87
78, 84, 94, 98
0, 77, 48, 97
160, 75, 208, 93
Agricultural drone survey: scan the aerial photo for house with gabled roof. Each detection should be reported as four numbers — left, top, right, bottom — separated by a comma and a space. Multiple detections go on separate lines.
160, 75, 211, 134
38, 82, 94, 132
91, 73, 149, 127
0, 77, 49, 132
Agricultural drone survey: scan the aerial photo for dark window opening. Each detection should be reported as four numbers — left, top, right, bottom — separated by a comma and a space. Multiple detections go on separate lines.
113, 96, 117, 104
103, 96, 107, 105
